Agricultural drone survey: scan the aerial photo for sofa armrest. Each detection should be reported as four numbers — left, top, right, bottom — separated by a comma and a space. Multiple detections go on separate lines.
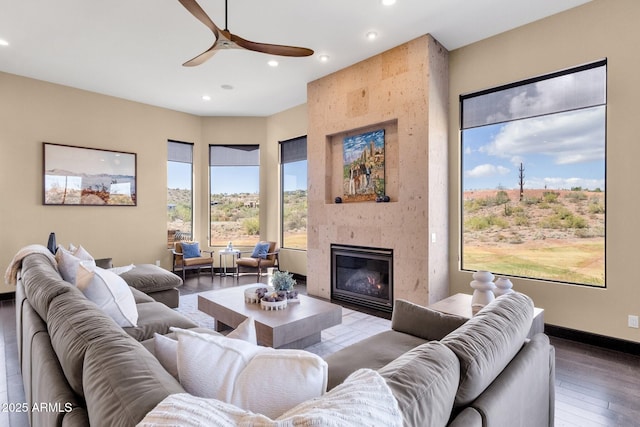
467, 334, 553, 427
391, 299, 468, 341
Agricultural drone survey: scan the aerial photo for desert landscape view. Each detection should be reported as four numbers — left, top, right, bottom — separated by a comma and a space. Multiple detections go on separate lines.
462, 187, 605, 286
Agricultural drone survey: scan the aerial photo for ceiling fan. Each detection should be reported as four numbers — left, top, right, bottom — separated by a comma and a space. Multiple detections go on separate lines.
178, 0, 314, 66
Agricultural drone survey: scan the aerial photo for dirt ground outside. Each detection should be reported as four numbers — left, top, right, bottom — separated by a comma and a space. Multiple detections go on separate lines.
462, 188, 605, 286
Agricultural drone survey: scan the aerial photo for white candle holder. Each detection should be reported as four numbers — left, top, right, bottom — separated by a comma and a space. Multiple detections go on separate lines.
470, 270, 496, 314
494, 277, 514, 297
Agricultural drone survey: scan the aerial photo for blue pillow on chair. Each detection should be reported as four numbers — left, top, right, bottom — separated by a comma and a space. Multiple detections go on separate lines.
251, 242, 270, 259
182, 242, 201, 259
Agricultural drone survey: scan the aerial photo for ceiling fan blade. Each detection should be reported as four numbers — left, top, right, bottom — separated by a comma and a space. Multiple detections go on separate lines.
231, 33, 314, 57
178, 0, 220, 37
182, 43, 218, 66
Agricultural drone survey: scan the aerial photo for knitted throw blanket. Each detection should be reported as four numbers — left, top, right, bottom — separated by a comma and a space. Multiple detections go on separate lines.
4, 244, 58, 286
137, 369, 402, 427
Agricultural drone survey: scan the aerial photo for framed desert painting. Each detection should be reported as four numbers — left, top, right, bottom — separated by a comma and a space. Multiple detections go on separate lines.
43, 143, 137, 206
342, 129, 385, 202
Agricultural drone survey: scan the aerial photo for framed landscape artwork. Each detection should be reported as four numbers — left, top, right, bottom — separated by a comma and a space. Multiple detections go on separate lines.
342, 129, 385, 202
43, 143, 137, 206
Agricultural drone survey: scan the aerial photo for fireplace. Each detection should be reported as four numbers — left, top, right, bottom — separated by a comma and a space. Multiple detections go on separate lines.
331, 244, 393, 313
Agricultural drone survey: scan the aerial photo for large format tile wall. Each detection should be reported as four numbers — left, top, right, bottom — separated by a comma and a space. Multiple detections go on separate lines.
306, 34, 450, 306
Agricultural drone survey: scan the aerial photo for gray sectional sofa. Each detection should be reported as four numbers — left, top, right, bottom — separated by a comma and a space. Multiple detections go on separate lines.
325, 295, 556, 426
15, 252, 197, 426
15, 250, 554, 426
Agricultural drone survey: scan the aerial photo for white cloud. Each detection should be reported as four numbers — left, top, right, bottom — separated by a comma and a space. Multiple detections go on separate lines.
482, 107, 605, 165
465, 164, 510, 179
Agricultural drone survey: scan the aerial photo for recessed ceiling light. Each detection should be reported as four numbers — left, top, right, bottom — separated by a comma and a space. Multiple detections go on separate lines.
382, 0, 396, 5
202, 95, 211, 101
221, 84, 234, 90
366, 31, 378, 40
0, 39, 9, 47
267, 60, 279, 67
319, 54, 329, 62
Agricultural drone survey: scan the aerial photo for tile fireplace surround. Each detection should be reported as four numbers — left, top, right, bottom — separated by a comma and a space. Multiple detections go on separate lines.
306, 34, 450, 307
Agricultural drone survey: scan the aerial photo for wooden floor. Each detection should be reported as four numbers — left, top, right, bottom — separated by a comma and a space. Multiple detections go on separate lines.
2, 274, 640, 426
552, 335, 640, 426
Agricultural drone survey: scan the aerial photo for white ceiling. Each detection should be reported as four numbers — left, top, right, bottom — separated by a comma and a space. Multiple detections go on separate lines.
0, 0, 591, 117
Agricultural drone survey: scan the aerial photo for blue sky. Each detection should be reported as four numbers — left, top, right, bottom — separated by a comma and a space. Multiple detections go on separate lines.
168, 162, 307, 193
462, 106, 605, 192
343, 129, 385, 164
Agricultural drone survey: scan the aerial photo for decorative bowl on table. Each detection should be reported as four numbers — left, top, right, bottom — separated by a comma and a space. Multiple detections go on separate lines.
260, 291, 288, 311
244, 286, 274, 304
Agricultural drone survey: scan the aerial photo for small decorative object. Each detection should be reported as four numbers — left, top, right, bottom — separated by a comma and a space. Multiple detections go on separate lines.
271, 270, 300, 302
382, 195, 390, 202
260, 291, 288, 310
271, 270, 296, 292
335, 196, 342, 204
376, 196, 383, 202
494, 277, 514, 297
244, 285, 274, 303
470, 270, 496, 314
227, 241, 233, 251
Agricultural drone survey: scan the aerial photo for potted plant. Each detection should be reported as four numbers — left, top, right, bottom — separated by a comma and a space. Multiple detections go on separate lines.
270, 270, 298, 300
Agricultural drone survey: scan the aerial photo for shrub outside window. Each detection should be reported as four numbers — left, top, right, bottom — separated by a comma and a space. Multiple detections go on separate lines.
280, 136, 307, 250
460, 60, 606, 287
167, 140, 193, 247
209, 145, 260, 247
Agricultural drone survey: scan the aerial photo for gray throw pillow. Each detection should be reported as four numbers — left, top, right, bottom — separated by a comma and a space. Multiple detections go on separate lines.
391, 299, 468, 341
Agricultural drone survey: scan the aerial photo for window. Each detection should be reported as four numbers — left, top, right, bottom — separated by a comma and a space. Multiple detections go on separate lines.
210, 145, 260, 246
280, 136, 307, 250
167, 140, 193, 247
461, 60, 606, 287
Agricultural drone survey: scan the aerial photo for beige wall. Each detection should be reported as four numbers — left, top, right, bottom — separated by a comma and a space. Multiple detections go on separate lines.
0, 72, 308, 294
448, 0, 640, 343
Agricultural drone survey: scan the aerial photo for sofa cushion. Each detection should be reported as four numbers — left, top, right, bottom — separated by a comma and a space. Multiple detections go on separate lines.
441, 292, 534, 407
153, 318, 255, 379
120, 264, 183, 293
325, 329, 428, 390
123, 302, 198, 341
82, 332, 185, 427
55, 245, 94, 284
76, 265, 139, 327
173, 328, 328, 419
392, 299, 468, 340
47, 290, 134, 398
20, 254, 73, 321
379, 341, 460, 427
129, 286, 156, 304
232, 348, 328, 419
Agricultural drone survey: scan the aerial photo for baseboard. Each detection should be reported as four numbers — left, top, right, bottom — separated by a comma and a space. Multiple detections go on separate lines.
545, 324, 640, 355
0, 291, 16, 301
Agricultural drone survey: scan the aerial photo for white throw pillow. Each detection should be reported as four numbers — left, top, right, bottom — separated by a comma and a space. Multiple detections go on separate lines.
154, 333, 180, 379
138, 369, 403, 427
172, 326, 328, 419
155, 318, 255, 380
226, 317, 257, 345
232, 348, 328, 419
55, 245, 95, 284
174, 328, 262, 401
76, 264, 138, 327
